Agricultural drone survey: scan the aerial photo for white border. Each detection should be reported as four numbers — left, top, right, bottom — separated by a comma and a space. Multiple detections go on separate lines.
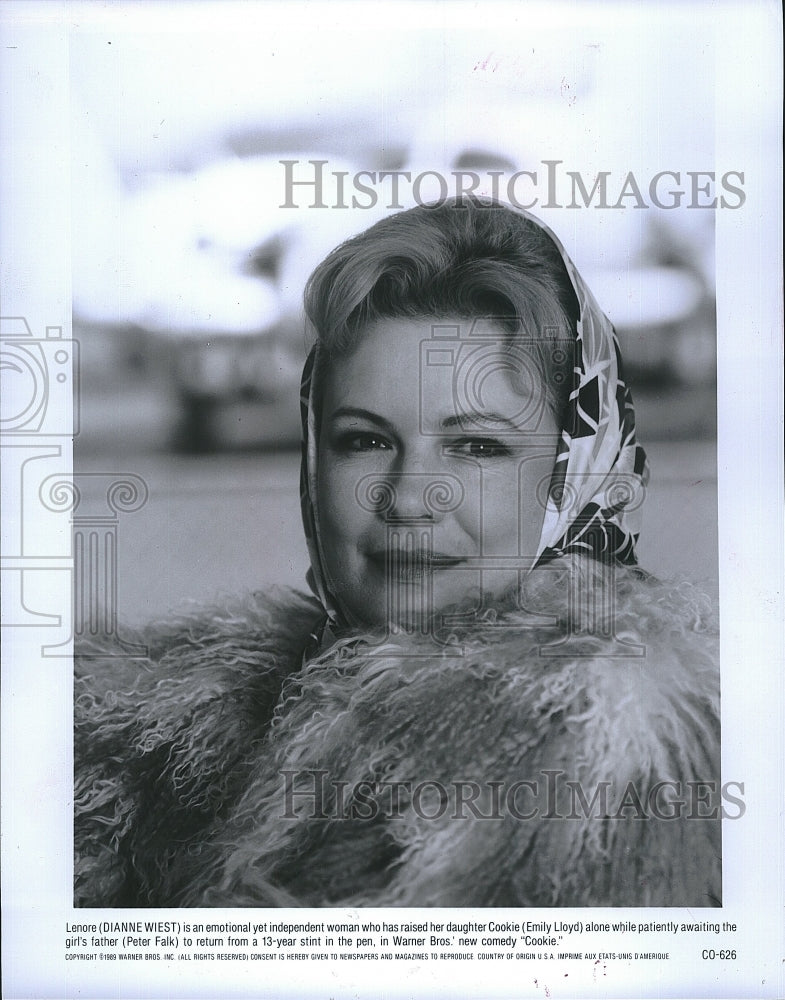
1, 2, 782, 998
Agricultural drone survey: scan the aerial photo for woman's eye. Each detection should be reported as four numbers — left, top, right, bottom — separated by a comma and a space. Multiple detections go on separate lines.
339, 432, 392, 453
449, 438, 512, 459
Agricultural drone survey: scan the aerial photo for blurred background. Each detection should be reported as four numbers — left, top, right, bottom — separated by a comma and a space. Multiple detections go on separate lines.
69, 2, 723, 622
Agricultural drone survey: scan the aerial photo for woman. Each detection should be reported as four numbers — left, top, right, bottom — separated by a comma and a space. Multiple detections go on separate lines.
75, 199, 720, 908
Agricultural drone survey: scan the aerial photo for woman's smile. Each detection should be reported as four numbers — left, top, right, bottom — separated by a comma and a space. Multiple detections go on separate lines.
365, 547, 467, 582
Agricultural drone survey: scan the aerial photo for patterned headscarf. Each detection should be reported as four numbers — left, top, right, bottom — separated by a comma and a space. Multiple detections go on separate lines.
299, 205, 649, 634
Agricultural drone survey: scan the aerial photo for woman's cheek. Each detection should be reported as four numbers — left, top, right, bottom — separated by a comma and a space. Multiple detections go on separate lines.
318, 456, 353, 528
451, 453, 552, 562
448, 458, 520, 553
318, 463, 373, 571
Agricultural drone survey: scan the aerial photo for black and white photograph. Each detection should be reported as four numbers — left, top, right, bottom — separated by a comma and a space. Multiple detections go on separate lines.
1, 1, 782, 997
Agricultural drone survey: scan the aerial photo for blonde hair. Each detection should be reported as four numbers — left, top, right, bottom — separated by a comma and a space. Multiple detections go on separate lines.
304, 199, 579, 419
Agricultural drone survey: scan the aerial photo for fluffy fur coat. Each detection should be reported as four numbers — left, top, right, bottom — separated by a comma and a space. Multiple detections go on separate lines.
74, 557, 721, 908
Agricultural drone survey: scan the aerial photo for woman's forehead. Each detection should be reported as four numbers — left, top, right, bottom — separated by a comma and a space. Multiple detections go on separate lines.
320, 315, 554, 435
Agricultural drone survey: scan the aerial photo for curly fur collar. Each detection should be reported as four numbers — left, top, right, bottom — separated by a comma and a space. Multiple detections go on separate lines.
75, 559, 720, 908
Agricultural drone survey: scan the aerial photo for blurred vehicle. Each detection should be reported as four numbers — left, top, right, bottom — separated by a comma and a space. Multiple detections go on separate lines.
73, 155, 389, 450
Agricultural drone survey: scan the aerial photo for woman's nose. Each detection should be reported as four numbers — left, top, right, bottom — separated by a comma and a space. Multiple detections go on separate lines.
360, 468, 465, 522
388, 469, 437, 521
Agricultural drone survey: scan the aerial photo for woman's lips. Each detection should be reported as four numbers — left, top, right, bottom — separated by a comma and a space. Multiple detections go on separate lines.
366, 549, 466, 580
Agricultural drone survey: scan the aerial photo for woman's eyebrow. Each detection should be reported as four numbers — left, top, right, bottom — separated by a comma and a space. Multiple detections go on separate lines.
440, 411, 522, 430
326, 406, 392, 429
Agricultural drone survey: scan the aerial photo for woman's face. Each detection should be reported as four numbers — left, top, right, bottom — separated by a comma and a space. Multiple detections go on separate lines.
316, 316, 560, 628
